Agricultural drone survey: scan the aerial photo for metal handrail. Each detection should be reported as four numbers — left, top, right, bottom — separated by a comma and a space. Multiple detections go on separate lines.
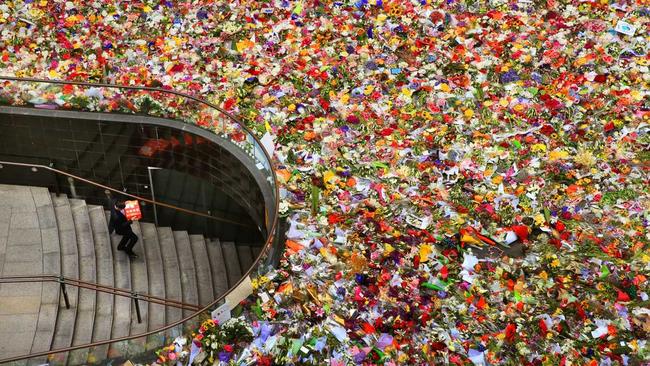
0, 76, 281, 363
0, 160, 255, 228
0, 275, 201, 311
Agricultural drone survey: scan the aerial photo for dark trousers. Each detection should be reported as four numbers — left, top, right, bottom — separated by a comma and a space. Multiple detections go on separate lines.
118, 231, 138, 252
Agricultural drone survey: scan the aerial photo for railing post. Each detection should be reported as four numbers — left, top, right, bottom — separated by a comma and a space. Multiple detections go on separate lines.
50, 161, 61, 196
59, 276, 70, 309
133, 293, 142, 323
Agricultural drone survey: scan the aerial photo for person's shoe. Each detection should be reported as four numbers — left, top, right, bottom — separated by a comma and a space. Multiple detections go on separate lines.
127, 251, 138, 259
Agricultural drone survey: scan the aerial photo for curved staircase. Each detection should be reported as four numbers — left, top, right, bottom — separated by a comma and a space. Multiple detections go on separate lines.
0, 184, 261, 364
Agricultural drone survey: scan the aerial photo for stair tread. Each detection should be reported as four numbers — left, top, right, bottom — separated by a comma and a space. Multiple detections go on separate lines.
49, 195, 78, 361
141, 222, 166, 331
172, 231, 199, 317
189, 234, 214, 305
236, 244, 254, 276
205, 239, 229, 297
30, 188, 59, 355
220, 242, 242, 287
87, 205, 114, 363
68, 199, 96, 352
105, 211, 133, 341
129, 221, 149, 335
157, 227, 183, 323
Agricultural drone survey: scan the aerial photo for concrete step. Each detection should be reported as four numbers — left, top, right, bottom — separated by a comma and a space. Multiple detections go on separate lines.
1, 185, 245, 364
30, 187, 60, 356
129, 221, 149, 335
220, 242, 242, 287
140, 222, 166, 332
68, 199, 97, 364
49, 194, 79, 361
172, 231, 199, 317
87, 205, 114, 361
236, 244, 254, 275
189, 235, 214, 305
157, 227, 182, 324
205, 239, 229, 297
104, 212, 133, 352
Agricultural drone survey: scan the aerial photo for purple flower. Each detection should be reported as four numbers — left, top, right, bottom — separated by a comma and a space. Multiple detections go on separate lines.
218, 352, 232, 362
376, 333, 393, 349
353, 351, 367, 364
500, 70, 520, 84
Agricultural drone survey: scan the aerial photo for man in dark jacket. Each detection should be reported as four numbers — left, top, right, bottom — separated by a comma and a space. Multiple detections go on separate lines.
108, 200, 139, 259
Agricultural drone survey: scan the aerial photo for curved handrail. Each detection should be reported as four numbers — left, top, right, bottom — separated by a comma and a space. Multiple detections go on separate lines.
0, 160, 255, 228
0, 76, 280, 363
0, 275, 201, 311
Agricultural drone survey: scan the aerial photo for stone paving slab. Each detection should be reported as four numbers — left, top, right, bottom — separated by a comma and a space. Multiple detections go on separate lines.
58, 230, 76, 256
33, 303, 57, 332
0, 329, 35, 358
2, 260, 43, 276
141, 222, 166, 332
0, 295, 41, 315
41, 227, 60, 254
7, 228, 41, 246
10, 211, 40, 229
0, 206, 11, 222
29, 187, 52, 208
4, 243, 42, 263
221, 241, 242, 287
0, 186, 36, 213
0, 282, 42, 297
0, 207, 10, 238
36, 206, 57, 229
190, 234, 214, 305
0, 236, 6, 275
0, 313, 38, 335
206, 239, 229, 297
42, 251, 61, 275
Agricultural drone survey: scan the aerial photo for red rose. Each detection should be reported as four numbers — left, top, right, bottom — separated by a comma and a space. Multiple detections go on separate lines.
505, 323, 517, 342
540, 124, 555, 136
593, 74, 607, 83
223, 344, 234, 352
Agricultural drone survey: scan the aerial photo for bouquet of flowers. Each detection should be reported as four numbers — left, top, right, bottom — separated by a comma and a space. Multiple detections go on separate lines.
159, 317, 254, 365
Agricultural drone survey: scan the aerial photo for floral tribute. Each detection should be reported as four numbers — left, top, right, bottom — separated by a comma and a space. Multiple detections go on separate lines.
0, 0, 648, 365
156, 318, 253, 365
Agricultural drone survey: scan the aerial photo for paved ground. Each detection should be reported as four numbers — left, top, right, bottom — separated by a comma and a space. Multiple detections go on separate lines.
0, 185, 45, 358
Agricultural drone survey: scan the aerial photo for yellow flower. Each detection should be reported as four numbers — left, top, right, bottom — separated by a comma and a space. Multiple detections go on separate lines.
419, 244, 432, 262
574, 149, 596, 166
548, 149, 569, 161
550, 259, 560, 267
